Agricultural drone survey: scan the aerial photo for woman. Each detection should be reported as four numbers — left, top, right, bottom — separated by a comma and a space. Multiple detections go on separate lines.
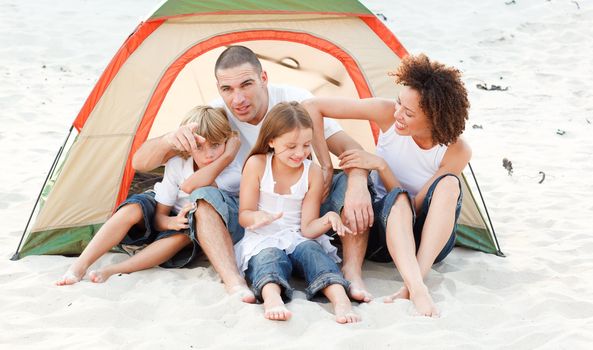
303, 54, 471, 317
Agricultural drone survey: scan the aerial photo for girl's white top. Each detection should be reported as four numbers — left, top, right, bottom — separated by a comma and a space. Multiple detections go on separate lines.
235, 153, 340, 273
370, 123, 447, 200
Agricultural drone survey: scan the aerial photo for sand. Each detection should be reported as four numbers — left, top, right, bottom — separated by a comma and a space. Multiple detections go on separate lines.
1, 0, 593, 348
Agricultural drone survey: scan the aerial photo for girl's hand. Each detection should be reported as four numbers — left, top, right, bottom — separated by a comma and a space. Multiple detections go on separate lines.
324, 211, 352, 237
247, 210, 283, 230
167, 202, 195, 231
338, 149, 385, 171
224, 133, 241, 157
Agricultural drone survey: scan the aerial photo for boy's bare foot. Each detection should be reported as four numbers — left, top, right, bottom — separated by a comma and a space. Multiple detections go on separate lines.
384, 286, 410, 303
334, 301, 361, 324
55, 268, 85, 286
409, 286, 439, 318
228, 285, 256, 304
88, 269, 112, 283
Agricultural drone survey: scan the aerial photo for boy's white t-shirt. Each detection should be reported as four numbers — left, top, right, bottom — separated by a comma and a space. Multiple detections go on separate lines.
210, 84, 342, 173
154, 156, 240, 213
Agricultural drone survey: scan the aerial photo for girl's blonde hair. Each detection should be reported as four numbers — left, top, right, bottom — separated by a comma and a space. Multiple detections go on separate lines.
178, 105, 234, 159
246, 101, 313, 162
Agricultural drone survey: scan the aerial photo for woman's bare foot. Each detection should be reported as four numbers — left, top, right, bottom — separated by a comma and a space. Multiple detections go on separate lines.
88, 269, 113, 283
334, 301, 361, 324
384, 286, 410, 303
409, 285, 439, 318
55, 266, 86, 286
228, 284, 256, 304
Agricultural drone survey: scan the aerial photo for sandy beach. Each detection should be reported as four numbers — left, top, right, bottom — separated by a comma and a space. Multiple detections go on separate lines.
1, 0, 593, 348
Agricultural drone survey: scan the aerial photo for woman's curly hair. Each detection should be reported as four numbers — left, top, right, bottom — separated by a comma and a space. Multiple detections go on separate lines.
394, 54, 470, 145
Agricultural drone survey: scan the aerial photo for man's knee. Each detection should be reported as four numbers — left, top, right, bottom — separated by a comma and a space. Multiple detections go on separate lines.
194, 199, 218, 219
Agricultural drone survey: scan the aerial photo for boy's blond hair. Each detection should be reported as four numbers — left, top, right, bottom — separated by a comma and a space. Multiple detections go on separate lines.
178, 106, 234, 159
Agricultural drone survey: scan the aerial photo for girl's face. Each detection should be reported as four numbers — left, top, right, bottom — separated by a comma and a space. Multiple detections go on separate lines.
192, 140, 226, 168
393, 86, 431, 140
268, 127, 313, 168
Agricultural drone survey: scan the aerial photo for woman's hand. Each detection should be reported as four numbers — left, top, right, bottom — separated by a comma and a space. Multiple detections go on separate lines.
338, 149, 386, 171
246, 210, 283, 230
324, 211, 352, 237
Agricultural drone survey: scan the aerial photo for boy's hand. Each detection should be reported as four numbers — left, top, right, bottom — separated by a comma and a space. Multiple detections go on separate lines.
167, 202, 195, 231
224, 133, 241, 157
247, 210, 283, 230
324, 211, 352, 237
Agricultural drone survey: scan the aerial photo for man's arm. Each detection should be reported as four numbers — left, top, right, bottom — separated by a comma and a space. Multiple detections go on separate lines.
132, 122, 205, 172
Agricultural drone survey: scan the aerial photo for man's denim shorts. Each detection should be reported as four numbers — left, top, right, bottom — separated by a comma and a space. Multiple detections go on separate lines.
366, 174, 463, 264
117, 190, 198, 268
189, 186, 244, 244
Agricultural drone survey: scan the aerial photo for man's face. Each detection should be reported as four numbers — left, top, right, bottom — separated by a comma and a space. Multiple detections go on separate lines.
216, 62, 269, 125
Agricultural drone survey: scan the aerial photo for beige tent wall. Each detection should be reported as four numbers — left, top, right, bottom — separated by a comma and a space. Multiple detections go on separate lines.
32, 14, 401, 233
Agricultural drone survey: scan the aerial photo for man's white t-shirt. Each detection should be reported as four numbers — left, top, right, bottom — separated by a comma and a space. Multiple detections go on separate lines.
154, 156, 240, 213
210, 84, 342, 173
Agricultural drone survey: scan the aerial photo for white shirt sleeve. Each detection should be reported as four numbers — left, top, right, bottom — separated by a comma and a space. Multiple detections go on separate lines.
214, 161, 241, 195
154, 157, 183, 207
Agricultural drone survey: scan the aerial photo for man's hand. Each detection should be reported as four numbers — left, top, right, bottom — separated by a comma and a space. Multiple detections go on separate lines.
246, 211, 283, 230
165, 122, 206, 153
342, 172, 373, 235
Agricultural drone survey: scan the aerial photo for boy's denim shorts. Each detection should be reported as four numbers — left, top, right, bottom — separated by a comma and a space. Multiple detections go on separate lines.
117, 190, 199, 268
366, 174, 463, 264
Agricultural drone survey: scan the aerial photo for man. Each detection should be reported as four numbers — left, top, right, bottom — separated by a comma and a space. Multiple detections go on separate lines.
133, 46, 373, 302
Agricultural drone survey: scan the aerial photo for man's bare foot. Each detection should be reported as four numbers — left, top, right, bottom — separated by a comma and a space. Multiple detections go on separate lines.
228, 285, 256, 304
409, 286, 439, 318
334, 301, 361, 324
88, 269, 113, 283
384, 286, 410, 303
342, 270, 372, 302
55, 268, 85, 286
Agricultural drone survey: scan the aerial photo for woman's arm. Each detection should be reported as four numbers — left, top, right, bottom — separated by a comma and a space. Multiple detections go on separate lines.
413, 137, 472, 212
179, 133, 241, 193
301, 164, 351, 238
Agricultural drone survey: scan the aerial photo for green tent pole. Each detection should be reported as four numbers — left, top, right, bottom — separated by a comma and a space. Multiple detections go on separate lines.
11, 126, 74, 261
468, 162, 504, 257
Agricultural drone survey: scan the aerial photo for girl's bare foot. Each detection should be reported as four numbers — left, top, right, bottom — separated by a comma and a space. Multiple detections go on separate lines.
263, 293, 291, 321
55, 267, 85, 286
384, 286, 410, 303
409, 286, 439, 318
334, 301, 361, 324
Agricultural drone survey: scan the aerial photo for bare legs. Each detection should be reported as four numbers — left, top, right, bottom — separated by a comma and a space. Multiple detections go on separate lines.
384, 177, 460, 317
194, 200, 255, 303
56, 204, 144, 285
340, 228, 372, 302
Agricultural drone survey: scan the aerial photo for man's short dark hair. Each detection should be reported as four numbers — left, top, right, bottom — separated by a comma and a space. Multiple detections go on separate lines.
214, 46, 263, 76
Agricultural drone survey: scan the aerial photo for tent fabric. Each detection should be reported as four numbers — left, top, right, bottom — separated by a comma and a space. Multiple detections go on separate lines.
16, 0, 501, 259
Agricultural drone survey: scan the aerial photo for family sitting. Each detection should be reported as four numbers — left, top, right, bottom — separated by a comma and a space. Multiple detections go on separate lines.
57, 46, 471, 321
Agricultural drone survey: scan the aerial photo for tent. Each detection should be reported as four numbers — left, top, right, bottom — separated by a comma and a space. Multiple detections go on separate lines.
13, 0, 502, 260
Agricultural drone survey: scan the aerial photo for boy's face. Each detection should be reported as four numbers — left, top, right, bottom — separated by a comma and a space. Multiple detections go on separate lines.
268, 128, 313, 169
192, 140, 226, 168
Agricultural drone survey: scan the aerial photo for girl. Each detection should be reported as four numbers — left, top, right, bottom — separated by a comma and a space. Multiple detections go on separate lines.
236, 101, 360, 323
303, 54, 471, 317
56, 106, 240, 285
